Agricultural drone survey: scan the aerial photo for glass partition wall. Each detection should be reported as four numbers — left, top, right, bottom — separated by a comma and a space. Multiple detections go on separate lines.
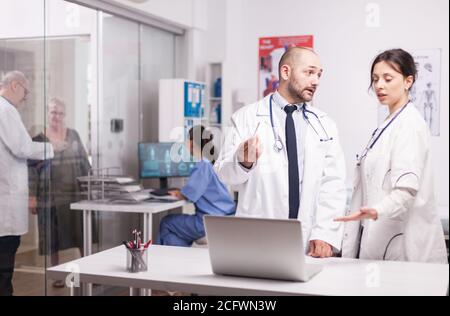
0, 0, 177, 296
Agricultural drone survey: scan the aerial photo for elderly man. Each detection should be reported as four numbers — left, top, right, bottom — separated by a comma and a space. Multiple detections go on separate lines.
0, 71, 54, 296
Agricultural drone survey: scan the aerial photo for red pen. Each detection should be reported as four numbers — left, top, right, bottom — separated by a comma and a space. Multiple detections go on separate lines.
144, 240, 153, 249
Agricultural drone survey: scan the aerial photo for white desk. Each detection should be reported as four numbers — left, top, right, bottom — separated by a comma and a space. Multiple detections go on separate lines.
71, 199, 187, 256
48, 245, 449, 296
70, 199, 188, 296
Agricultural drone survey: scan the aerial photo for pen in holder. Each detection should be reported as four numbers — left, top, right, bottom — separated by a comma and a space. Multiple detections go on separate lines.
123, 232, 152, 273
126, 247, 148, 273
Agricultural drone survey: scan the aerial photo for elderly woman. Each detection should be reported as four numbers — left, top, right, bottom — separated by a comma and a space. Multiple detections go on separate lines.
29, 97, 91, 287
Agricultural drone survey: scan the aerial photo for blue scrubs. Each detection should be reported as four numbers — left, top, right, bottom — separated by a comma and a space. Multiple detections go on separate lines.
156, 159, 235, 247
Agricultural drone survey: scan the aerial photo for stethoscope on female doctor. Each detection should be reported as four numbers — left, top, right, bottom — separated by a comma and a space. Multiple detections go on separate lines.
268, 94, 333, 152
356, 100, 410, 166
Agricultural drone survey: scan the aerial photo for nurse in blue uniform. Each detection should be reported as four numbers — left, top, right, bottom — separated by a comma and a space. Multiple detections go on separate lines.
156, 125, 236, 247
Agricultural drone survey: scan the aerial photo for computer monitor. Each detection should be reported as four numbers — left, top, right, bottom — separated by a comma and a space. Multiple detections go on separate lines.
138, 142, 196, 181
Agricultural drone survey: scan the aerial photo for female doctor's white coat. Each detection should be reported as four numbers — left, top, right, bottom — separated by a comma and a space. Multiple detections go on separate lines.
341, 104, 447, 263
214, 94, 347, 252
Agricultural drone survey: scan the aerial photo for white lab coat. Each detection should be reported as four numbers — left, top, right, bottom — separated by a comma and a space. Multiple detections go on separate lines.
214, 94, 347, 251
0, 96, 54, 237
342, 104, 447, 263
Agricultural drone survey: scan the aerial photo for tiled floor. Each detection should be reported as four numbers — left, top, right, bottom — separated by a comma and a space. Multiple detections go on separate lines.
13, 248, 79, 296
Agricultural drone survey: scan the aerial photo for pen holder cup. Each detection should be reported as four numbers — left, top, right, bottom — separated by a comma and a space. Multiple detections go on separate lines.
126, 248, 148, 273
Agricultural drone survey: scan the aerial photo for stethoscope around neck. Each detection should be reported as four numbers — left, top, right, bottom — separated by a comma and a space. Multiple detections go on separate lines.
269, 94, 333, 152
356, 100, 410, 166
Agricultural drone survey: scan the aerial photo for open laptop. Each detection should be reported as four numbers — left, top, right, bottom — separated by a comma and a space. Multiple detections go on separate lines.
204, 216, 323, 282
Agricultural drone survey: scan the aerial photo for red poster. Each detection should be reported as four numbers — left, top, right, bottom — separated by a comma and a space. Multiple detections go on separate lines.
258, 35, 314, 98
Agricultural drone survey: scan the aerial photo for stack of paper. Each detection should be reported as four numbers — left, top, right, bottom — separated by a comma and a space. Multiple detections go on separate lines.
107, 190, 179, 203
77, 175, 142, 200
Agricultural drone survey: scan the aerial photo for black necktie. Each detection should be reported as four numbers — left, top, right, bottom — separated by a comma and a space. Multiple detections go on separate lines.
284, 105, 300, 219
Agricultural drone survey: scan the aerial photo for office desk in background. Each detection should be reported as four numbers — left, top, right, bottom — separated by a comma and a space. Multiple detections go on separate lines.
70, 199, 190, 296
71, 199, 189, 257
48, 245, 449, 296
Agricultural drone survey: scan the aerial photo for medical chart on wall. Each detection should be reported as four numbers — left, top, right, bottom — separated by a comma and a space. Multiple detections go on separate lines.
258, 35, 313, 99
411, 49, 441, 136
377, 49, 441, 136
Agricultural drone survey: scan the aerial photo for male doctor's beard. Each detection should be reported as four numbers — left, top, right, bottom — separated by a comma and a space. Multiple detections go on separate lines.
287, 79, 314, 104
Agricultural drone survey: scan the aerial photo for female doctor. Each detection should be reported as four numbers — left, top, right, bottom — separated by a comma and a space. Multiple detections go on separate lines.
336, 49, 447, 263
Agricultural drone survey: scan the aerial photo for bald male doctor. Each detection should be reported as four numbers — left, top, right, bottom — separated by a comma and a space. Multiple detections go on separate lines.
215, 47, 347, 258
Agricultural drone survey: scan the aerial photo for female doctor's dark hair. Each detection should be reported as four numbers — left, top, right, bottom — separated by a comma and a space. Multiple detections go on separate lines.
369, 48, 418, 90
188, 125, 217, 164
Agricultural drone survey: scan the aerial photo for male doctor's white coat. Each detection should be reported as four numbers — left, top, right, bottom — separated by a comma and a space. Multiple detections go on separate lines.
0, 96, 54, 237
214, 94, 347, 252
341, 104, 447, 263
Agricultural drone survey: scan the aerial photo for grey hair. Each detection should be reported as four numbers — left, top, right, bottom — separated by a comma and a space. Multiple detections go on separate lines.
48, 97, 66, 109
0, 71, 28, 89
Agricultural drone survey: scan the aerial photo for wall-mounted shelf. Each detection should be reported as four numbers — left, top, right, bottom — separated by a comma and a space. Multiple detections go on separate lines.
159, 79, 207, 142
205, 63, 223, 129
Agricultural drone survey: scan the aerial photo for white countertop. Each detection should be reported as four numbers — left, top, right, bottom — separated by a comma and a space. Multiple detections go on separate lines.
47, 245, 449, 296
